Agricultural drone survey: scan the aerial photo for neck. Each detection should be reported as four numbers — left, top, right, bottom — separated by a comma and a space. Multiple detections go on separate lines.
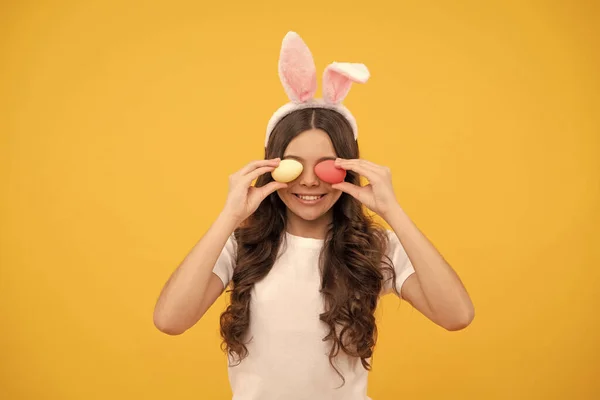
285, 209, 332, 240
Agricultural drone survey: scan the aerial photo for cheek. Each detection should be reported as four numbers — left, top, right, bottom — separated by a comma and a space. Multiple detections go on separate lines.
329, 191, 343, 204
276, 189, 288, 201
276, 189, 295, 206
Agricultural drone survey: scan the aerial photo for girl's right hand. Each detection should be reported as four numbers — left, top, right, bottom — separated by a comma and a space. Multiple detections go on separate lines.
222, 158, 287, 224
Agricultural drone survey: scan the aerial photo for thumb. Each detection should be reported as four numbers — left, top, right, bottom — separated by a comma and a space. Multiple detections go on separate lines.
257, 181, 288, 199
331, 182, 361, 199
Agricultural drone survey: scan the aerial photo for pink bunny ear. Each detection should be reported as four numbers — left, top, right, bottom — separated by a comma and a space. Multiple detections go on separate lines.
278, 32, 317, 103
322, 62, 370, 104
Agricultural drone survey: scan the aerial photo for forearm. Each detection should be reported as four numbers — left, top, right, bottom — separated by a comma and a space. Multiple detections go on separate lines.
384, 205, 474, 324
153, 211, 239, 331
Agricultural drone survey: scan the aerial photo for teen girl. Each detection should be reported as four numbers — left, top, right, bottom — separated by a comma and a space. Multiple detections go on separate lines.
154, 31, 474, 400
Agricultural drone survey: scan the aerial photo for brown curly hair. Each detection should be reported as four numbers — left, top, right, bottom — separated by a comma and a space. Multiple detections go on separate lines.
219, 108, 399, 385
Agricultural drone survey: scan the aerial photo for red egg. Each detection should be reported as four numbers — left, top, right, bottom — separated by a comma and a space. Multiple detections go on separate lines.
314, 159, 346, 184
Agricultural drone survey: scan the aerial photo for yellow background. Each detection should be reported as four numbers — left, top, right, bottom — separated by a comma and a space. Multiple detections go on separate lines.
1, 0, 598, 399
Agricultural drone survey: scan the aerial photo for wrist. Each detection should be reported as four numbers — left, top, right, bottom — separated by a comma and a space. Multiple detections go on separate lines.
217, 209, 243, 231
381, 202, 404, 224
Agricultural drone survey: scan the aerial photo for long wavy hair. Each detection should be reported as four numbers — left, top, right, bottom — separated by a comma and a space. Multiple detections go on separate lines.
219, 108, 399, 385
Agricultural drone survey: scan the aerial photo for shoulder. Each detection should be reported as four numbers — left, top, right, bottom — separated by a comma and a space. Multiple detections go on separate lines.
217, 232, 239, 262
383, 228, 396, 240
383, 228, 410, 254
380, 229, 415, 295
222, 231, 238, 251
383, 229, 402, 250
212, 232, 240, 288
229, 231, 239, 245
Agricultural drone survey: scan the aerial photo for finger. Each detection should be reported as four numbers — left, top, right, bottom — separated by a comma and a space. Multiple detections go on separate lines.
359, 159, 386, 171
243, 165, 277, 184
339, 159, 386, 180
238, 158, 280, 176
337, 158, 381, 172
334, 159, 378, 180
361, 160, 392, 180
331, 181, 364, 199
255, 181, 287, 199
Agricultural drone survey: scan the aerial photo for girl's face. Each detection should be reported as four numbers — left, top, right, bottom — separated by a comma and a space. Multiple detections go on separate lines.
276, 128, 343, 222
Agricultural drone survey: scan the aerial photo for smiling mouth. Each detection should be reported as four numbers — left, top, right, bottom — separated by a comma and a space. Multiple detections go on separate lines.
293, 194, 326, 201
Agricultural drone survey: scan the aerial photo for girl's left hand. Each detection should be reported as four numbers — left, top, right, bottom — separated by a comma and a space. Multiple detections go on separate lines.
332, 158, 400, 220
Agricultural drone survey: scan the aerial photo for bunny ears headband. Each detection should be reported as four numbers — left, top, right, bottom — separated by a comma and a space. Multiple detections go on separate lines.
264, 31, 370, 147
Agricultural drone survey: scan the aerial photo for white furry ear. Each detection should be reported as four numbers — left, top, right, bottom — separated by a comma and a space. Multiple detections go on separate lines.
278, 32, 317, 103
322, 62, 370, 104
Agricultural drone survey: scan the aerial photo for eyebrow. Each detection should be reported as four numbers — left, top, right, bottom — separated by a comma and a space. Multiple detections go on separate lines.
283, 155, 337, 163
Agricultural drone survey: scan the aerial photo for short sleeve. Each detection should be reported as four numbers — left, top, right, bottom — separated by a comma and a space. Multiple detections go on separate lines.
212, 233, 238, 288
381, 230, 416, 296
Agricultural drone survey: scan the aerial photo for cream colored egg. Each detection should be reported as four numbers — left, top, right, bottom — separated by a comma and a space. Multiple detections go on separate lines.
271, 159, 303, 183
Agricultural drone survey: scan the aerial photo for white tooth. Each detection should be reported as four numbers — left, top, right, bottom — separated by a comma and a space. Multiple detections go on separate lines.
299, 195, 320, 201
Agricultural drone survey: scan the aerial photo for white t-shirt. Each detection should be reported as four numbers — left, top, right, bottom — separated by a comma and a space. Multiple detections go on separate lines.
212, 230, 415, 400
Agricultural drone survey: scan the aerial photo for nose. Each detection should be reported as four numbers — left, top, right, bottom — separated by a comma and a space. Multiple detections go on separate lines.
299, 165, 320, 187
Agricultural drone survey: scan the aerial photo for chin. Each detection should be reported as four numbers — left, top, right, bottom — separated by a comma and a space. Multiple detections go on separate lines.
288, 207, 329, 221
